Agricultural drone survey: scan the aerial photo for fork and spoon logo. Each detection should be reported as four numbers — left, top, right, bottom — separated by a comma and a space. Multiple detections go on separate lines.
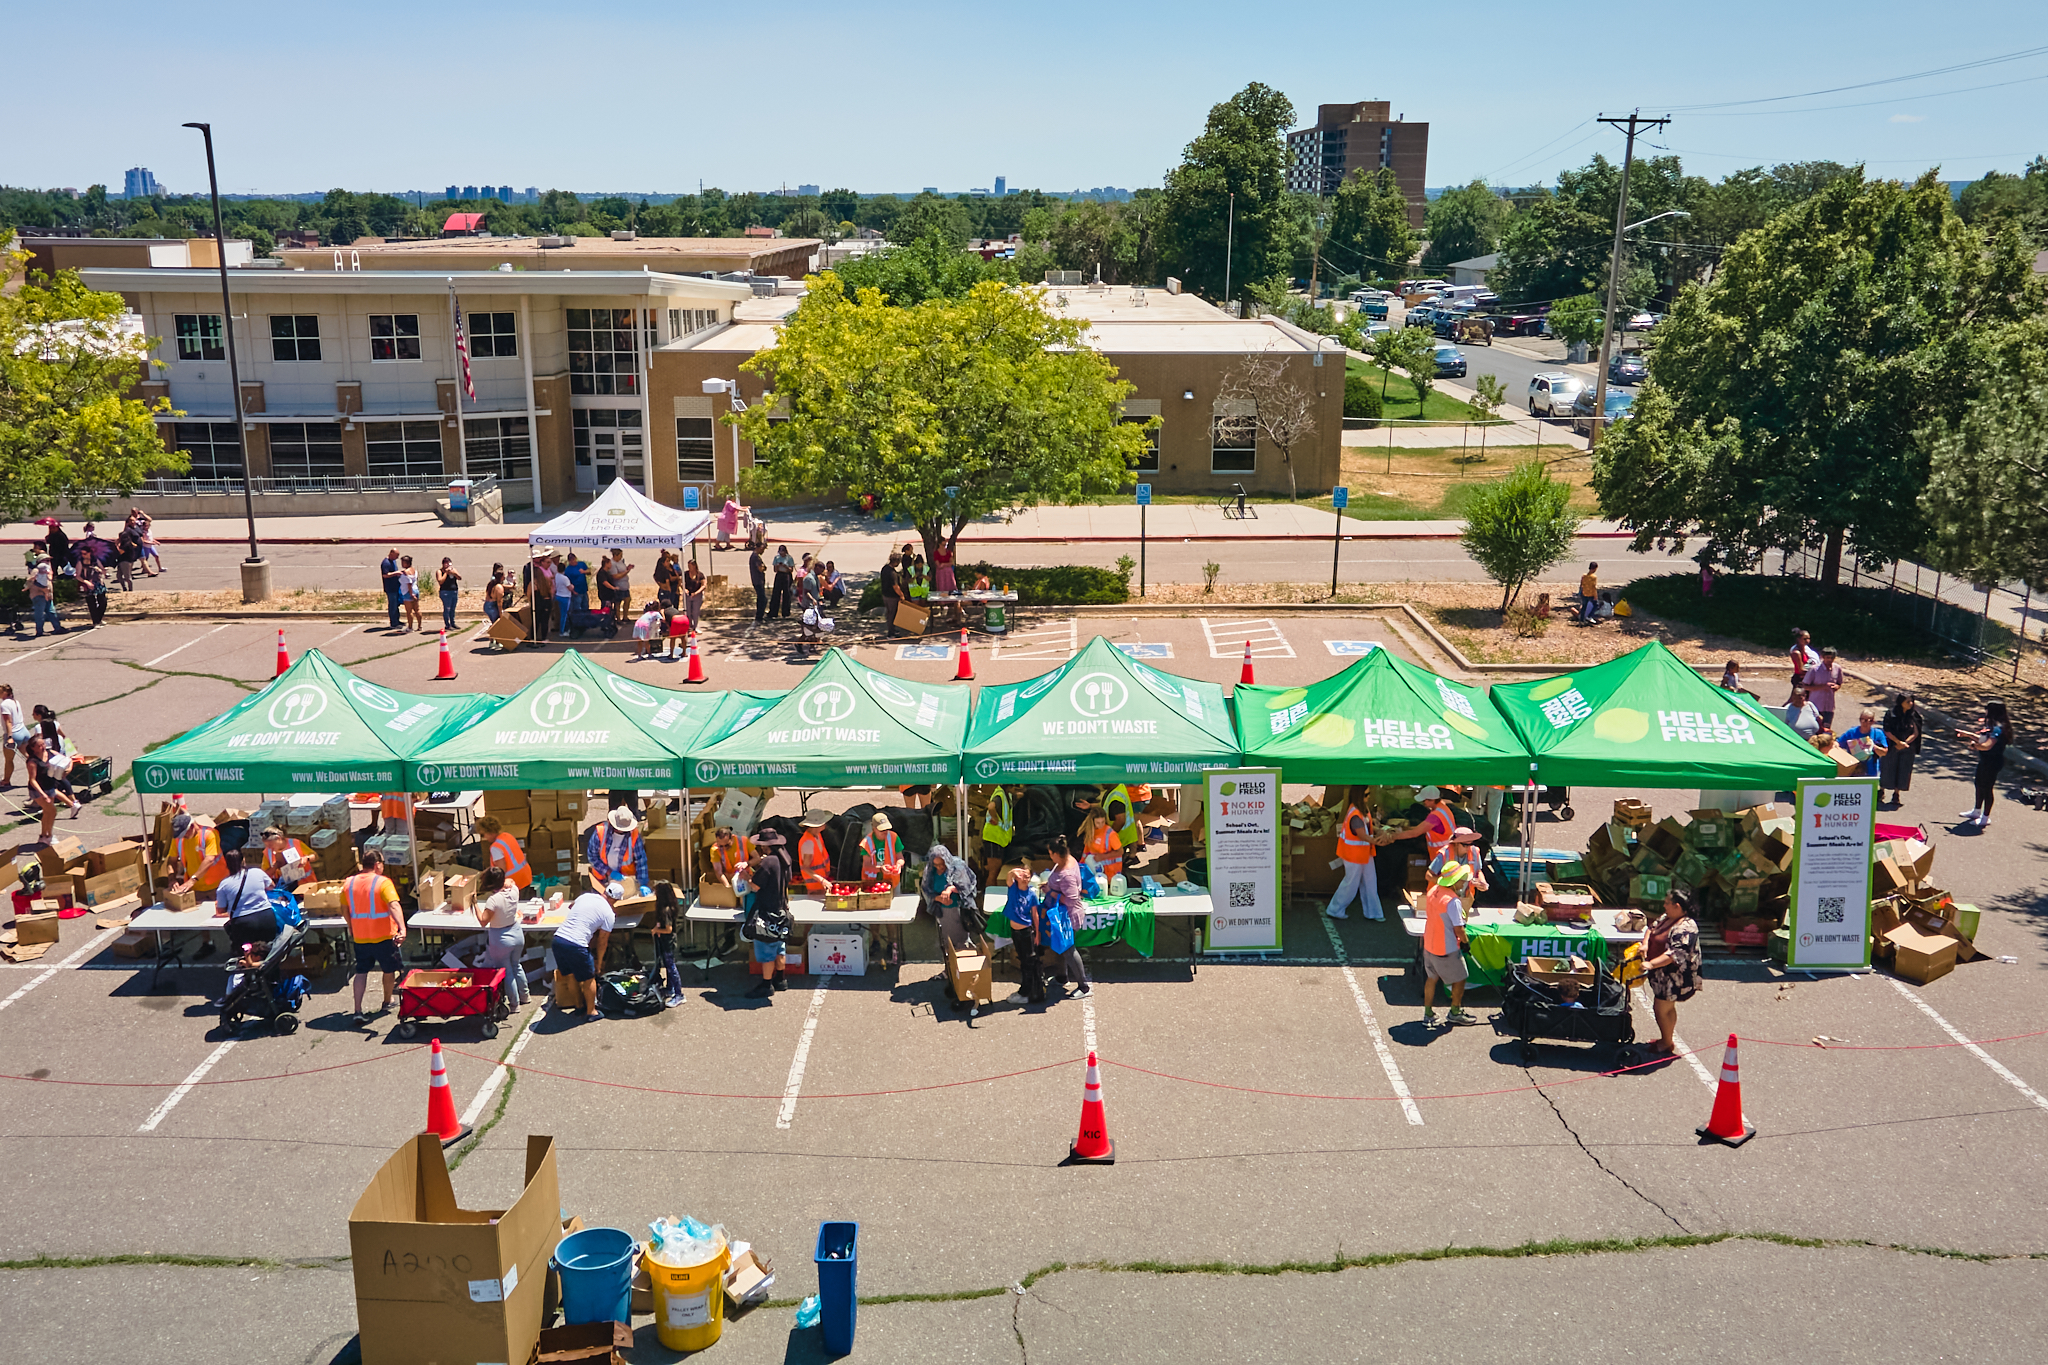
266, 685, 330, 730
529, 682, 592, 729
1069, 673, 1128, 718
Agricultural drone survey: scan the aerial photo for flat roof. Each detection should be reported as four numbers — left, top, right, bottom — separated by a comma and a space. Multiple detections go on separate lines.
276, 235, 820, 266
1080, 318, 1321, 355
77, 267, 754, 301
668, 321, 785, 353
1036, 287, 1232, 323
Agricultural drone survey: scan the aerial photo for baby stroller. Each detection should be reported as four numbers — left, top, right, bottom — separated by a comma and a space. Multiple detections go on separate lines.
217, 892, 310, 1037
796, 605, 836, 648
1495, 958, 1634, 1063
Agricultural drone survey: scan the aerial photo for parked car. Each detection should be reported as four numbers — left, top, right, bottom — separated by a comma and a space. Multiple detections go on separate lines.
1607, 351, 1648, 384
1405, 306, 1438, 330
1625, 311, 1657, 331
1362, 321, 1393, 341
1571, 387, 1636, 436
1433, 344, 1468, 378
1492, 311, 1549, 337
1527, 372, 1586, 418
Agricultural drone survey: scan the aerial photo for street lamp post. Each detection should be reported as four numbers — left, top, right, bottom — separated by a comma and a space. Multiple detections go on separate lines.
702, 378, 750, 572
182, 121, 267, 602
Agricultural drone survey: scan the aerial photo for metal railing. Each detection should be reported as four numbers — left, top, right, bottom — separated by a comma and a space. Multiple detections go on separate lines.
128, 473, 500, 498
1779, 545, 2038, 676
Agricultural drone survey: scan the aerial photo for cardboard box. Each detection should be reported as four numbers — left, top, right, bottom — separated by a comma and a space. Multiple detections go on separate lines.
1886, 923, 1959, 985
946, 937, 997, 1006
1872, 858, 1914, 897
725, 1248, 773, 1310
554, 968, 583, 1009
112, 930, 152, 959
1628, 873, 1672, 903
298, 880, 345, 912
80, 863, 144, 907
808, 932, 865, 976
163, 886, 199, 911
534, 1321, 632, 1365
348, 1133, 562, 1365
36, 837, 85, 878
1612, 798, 1652, 827
527, 790, 559, 822
483, 789, 530, 815
557, 792, 588, 821
1685, 813, 1730, 850
697, 877, 739, 909
1406, 854, 1430, 892
84, 841, 146, 879
10, 911, 61, 946
1527, 955, 1596, 988
486, 607, 530, 647
894, 599, 931, 635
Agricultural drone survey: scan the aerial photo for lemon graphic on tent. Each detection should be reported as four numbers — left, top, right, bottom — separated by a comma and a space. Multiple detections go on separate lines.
1529, 677, 1575, 701
1303, 713, 1353, 747
1441, 708, 1488, 739
1593, 707, 1650, 743
1264, 688, 1308, 711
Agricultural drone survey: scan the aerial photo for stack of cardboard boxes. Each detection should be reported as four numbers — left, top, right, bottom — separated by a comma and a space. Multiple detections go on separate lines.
1560, 799, 1795, 943
1868, 839, 1984, 983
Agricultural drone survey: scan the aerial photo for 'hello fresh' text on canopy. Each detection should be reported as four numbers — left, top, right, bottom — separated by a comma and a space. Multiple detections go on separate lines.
1659, 711, 1755, 744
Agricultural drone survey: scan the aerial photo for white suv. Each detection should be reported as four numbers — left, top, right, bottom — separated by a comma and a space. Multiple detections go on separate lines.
1528, 373, 1587, 418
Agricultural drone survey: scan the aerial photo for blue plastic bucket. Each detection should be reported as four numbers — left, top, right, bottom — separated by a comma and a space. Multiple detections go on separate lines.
552, 1227, 636, 1325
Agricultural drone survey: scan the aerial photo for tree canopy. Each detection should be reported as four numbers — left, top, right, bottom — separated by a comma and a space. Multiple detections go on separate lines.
1421, 180, 1510, 272
824, 232, 1018, 306
1158, 83, 1296, 304
0, 246, 183, 523
1461, 461, 1582, 613
1325, 168, 1417, 281
1591, 171, 2044, 584
733, 276, 1153, 560
1919, 319, 2048, 592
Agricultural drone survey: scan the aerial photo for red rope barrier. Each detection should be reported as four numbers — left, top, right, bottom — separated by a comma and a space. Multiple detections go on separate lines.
0, 1045, 426, 1089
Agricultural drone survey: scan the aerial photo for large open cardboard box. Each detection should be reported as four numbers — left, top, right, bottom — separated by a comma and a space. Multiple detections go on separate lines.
348, 1133, 562, 1365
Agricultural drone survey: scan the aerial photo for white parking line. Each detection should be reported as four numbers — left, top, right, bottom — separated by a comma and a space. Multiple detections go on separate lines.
0, 968, 59, 1011
776, 976, 833, 1129
138, 1039, 236, 1133
1885, 976, 2048, 1113
993, 616, 1077, 661
1080, 993, 1099, 1058
1631, 986, 1717, 1092
1, 636, 71, 667
1320, 915, 1423, 1124
317, 624, 361, 648
1199, 617, 1294, 660
459, 1006, 543, 1128
142, 623, 230, 668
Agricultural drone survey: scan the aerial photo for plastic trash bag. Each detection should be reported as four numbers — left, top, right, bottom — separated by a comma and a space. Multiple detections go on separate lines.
795, 1294, 821, 1328
649, 1214, 723, 1264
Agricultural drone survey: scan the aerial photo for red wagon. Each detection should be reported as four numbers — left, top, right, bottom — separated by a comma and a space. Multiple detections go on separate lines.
394, 968, 509, 1039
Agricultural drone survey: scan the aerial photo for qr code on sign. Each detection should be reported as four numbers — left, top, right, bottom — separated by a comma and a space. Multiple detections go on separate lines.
1228, 881, 1257, 909
1817, 897, 1845, 924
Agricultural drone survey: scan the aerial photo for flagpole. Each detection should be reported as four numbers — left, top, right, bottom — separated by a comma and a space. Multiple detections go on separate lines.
446, 279, 471, 481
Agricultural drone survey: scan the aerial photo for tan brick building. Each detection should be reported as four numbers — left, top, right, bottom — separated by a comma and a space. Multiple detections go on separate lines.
1287, 101, 1430, 228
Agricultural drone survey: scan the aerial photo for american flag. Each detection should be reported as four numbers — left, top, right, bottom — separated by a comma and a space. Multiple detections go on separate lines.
451, 296, 476, 402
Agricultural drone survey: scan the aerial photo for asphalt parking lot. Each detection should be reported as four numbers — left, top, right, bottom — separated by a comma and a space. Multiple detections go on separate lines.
3, 613, 2046, 1362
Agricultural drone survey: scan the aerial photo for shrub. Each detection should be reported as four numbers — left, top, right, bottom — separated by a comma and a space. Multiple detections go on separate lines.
859, 563, 1129, 611
1505, 602, 1551, 637
1344, 372, 1383, 424
1203, 561, 1223, 594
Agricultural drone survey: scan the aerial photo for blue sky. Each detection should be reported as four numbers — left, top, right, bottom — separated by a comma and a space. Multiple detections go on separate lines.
10, 0, 2047, 196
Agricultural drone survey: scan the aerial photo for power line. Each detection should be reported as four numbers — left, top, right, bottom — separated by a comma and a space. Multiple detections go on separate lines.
1688, 69, 2048, 117
1656, 42, 2048, 112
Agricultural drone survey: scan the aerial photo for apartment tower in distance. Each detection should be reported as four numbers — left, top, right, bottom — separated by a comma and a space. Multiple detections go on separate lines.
1286, 102, 1428, 227
123, 167, 162, 198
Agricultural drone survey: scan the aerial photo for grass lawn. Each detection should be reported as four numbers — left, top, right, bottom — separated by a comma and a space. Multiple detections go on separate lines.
1623, 573, 1999, 662
1304, 443, 1600, 519
1345, 358, 1489, 423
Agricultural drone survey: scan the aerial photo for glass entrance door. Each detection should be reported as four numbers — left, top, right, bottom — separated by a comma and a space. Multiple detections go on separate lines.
573, 408, 644, 492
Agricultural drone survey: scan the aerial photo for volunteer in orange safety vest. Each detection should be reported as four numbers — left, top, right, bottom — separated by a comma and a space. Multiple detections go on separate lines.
796, 808, 835, 892
1421, 862, 1477, 1028
1325, 790, 1383, 922
344, 848, 406, 1020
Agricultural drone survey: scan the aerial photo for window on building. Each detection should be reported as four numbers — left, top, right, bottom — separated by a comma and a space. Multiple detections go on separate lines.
676, 417, 716, 481
464, 416, 532, 482
567, 308, 640, 396
169, 421, 242, 479
469, 311, 517, 358
270, 315, 321, 362
573, 408, 643, 478
1211, 409, 1256, 473
368, 315, 422, 362
173, 315, 224, 362
666, 308, 717, 341
1120, 415, 1160, 473
364, 420, 444, 476
267, 421, 346, 477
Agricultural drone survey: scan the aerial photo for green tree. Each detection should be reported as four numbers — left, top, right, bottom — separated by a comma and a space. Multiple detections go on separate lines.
1919, 321, 2048, 591
1047, 198, 1162, 285
1460, 460, 1582, 613
1374, 326, 1437, 418
1158, 83, 1296, 304
0, 247, 183, 523
1490, 153, 1703, 305
892, 193, 972, 246
1326, 167, 1417, 280
1593, 171, 2044, 585
733, 276, 1151, 563
820, 188, 860, 223
1546, 293, 1603, 349
1420, 179, 1509, 272
1468, 374, 1506, 462
1342, 370, 1382, 422
1956, 157, 2048, 246
826, 232, 1009, 306
781, 207, 834, 242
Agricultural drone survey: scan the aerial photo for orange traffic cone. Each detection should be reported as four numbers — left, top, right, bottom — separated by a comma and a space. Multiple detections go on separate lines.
1239, 640, 1255, 686
425, 1037, 466, 1143
1068, 1050, 1115, 1164
433, 630, 458, 680
954, 628, 974, 680
1696, 1033, 1756, 1147
685, 631, 707, 683
274, 628, 291, 677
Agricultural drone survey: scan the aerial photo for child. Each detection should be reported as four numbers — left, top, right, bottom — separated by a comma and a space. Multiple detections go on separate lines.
399, 555, 422, 632
631, 600, 664, 660
650, 882, 684, 1007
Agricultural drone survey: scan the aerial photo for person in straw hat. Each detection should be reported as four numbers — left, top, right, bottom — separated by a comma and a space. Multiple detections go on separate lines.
796, 808, 835, 893
1421, 862, 1477, 1028
860, 812, 904, 888
587, 805, 649, 896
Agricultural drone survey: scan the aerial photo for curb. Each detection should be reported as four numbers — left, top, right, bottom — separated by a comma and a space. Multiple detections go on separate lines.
1, 530, 1642, 548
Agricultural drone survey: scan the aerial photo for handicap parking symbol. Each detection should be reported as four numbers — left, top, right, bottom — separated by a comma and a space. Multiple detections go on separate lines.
1324, 640, 1380, 656
1114, 643, 1172, 660
896, 643, 953, 661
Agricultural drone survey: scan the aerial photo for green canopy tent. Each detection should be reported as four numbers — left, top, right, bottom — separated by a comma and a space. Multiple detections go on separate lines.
135, 650, 495, 797
687, 649, 967, 791
1487, 640, 1836, 790
964, 635, 1239, 786
1233, 644, 1535, 787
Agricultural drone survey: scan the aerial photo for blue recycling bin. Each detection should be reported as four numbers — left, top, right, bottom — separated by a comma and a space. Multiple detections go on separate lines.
814, 1220, 859, 1355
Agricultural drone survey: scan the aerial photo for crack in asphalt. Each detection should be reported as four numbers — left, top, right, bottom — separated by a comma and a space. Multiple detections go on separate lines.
1527, 1068, 1690, 1233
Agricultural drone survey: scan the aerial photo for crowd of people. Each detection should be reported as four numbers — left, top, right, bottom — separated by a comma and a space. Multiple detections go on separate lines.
12, 510, 167, 637
2, 682, 87, 844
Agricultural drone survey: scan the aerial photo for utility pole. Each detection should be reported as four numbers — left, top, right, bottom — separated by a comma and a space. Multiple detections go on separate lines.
1590, 110, 1668, 450
1307, 213, 1325, 309
1223, 192, 1235, 309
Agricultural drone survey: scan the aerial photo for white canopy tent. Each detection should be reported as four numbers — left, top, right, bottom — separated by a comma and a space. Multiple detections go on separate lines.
526, 478, 712, 550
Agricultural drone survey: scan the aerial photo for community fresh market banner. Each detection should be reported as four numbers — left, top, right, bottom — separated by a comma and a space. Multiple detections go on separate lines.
963, 635, 1238, 784
689, 648, 966, 787
1489, 640, 1836, 789
1234, 646, 1534, 786
135, 651, 494, 795
407, 650, 686, 790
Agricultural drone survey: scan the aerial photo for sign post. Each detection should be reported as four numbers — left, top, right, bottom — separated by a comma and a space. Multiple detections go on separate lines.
1202, 768, 1282, 954
1787, 776, 1877, 971
1134, 484, 1151, 597
1330, 486, 1348, 596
